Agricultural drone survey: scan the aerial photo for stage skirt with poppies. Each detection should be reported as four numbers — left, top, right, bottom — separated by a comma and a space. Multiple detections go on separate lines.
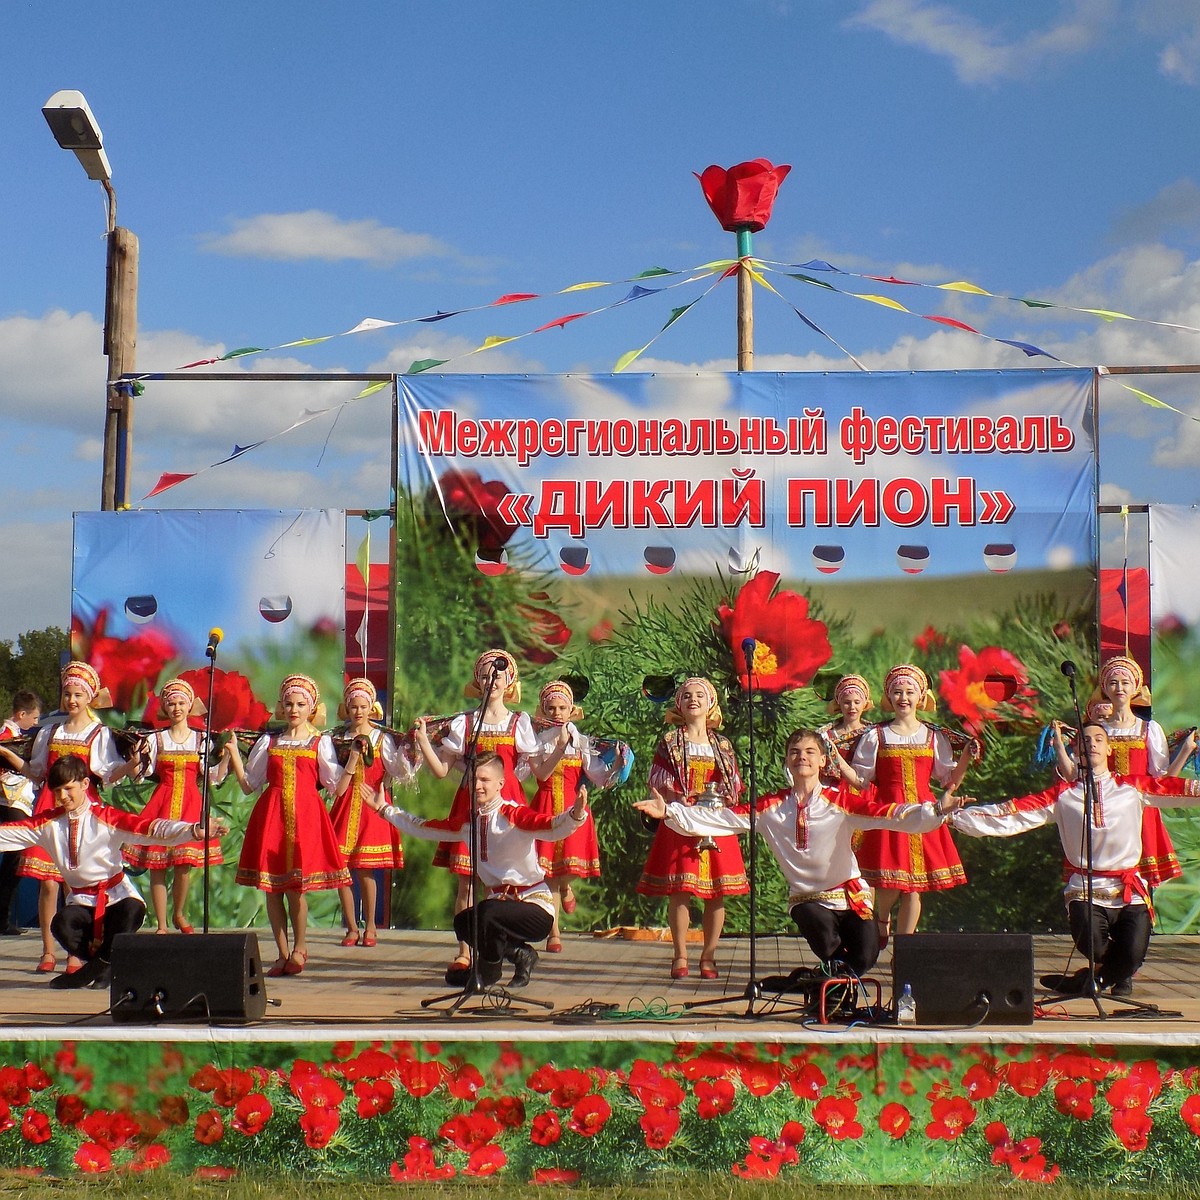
124, 733, 223, 870
235, 736, 350, 893
533, 749, 600, 880
637, 738, 748, 900
854, 730, 966, 893
1102, 720, 1182, 889
329, 730, 404, 870
432, 712, 535, 876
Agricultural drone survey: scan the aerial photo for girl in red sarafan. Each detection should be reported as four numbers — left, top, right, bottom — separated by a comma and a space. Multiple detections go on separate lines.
226, 674, 350, 977
0, 661, 132, 975
529, 680, 631, 953
636, 676, 748, 981
124, 678, 224, 934
818, 674, 873, 788
328, 678, 408, 948
408, 649, 538, 974
844, 664, 975, 945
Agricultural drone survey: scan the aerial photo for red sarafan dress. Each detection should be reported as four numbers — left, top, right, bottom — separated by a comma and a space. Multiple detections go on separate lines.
851, 723, 967, 892
124, 730, 223, 870
19, 720, 125, 885
329, 729, 406, 870
636, 729, 749, 899
235, 733, 350, 893
1103, 717, 1182, 888
430, 711, 537, 876
531, 724, 605, 881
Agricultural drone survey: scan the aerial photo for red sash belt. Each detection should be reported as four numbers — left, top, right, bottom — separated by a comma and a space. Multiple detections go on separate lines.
70, 871, 125, 951
1089, 868, 1154, 922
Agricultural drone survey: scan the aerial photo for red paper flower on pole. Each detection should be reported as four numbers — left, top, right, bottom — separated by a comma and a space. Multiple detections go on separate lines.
696, 159, 791, 232
717, 571, 832, 693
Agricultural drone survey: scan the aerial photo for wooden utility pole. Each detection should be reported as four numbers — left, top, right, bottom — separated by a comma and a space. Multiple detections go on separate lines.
103, 225, 138, 509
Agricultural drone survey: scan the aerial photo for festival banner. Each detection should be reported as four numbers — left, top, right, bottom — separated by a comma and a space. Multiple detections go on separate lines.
393, 370, 1099, 935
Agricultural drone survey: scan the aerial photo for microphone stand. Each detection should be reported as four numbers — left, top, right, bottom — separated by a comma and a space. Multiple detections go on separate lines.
685, 638, 805, 1019
422, 661, 551, 1015
200, 641, 219, 935
1043, 665, 1165, 1019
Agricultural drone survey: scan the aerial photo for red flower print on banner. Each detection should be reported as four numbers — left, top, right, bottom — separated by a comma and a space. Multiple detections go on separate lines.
129, 1144, 171, 1173
533, 1167, 580, 1185
516, 604, 572, 665
21, 1109, 52, 1144
193, 1110, 225, 1145
695, 1079, 736, 1119
299, 1107, 339, 1150
1112, 1108, 1152, 1153
1180, 1093, 1200, 1136
812, 1096, 863, 1140
232, 1093, 273, 1136
938, 645, 1036, 736
158, 1095, 189, 1126
433, 469, 519, 552
738, 1060, 784, 1097
465, 1145, 506, 1177
530, 1111, 562, 1146
788, 1059, 827, 1100
878, 1102, 911, 1139
696, 159, 791, 232
1053, 1079, 1095, 1121
56, 1094, 85, 1126
353, 1079, 394, 1119
72, 608, 177, 714
717, 571, 832, 692
961, 1063, 1001, 1101
446, 1064, 485, 1100
399, 1059, 445, 1097
914, 624, 947, 653
73, 1142, 112, 1174
391, 1136, 455, 1181
1005, 1057, 1051, 1098
568, 1095, 611, 1137
925, 1096, 977, 1140
640, 1106, 681, 1149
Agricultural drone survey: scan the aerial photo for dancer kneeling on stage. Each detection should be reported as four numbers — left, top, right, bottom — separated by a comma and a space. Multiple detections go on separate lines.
950, 722, 1200, 998
634, 729, 955, 988
364, 751, 589, 990
0, 755, 228, 990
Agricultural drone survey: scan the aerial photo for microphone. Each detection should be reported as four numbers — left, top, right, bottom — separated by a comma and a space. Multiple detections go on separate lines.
205, 628, 224, 660
491, 656, 508, 673
1059, 660, 1077, 679
741, 637, 757, 662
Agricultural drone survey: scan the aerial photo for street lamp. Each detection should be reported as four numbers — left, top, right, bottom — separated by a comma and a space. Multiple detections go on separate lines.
42, 89, 138, 511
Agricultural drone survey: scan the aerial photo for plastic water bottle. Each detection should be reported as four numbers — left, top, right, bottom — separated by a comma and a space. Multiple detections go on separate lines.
897, 983, 916, 1025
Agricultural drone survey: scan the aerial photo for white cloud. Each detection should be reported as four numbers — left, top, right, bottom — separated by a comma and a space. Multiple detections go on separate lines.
1135, 2, 1200, 84
1111, 179, 1200, 246
200, 210, 451, 266
845, 0, 1115, 84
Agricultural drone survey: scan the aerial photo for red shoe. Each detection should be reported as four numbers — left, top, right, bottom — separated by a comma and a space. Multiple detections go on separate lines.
174, 921, 195, 935
283, 951, 307, 976
699, 958, 719, 981
65, 956, 85, 975
546, 937, 563, 954
670, 957, 689, 980
561, 886, 577, 914
359, 933, 378, 947
267, 959, 287, 978
340, 932, 359, 947
36, 953, 56, 974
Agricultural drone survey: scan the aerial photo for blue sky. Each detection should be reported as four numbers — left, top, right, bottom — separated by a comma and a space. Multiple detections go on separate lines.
3, 0, 1200, 640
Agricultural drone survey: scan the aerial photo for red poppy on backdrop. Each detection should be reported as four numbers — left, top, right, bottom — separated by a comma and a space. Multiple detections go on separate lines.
1053, 1079, 1095, 1121
925, 1095, 977, 1141
878, 1103, 911, 1139
517, 604, 572, 665
354, 1079, 395, 1119
432, 469, 519, 551
73, 1142, 113, 1174
533, 1168, 580, 1185
938, 644, 1036, 736
20, 1109, 52, 1144
812, 1095, 863, 1141
696, 159, 792, 232
717, 571, 832, 692
71, 609, 176, 713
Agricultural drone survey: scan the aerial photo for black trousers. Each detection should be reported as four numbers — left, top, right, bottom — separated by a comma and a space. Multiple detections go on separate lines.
791, 901, 880, 976
0, 805, 24, 926
1067, 899, 1152, 985
454, 899, 552, 964
51, 897, 145, 962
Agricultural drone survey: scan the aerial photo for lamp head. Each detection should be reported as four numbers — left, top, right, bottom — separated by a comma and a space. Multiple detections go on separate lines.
42, 90, 112, 182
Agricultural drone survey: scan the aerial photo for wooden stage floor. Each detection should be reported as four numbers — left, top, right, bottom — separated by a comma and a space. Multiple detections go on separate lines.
3, 927, 1200, 1042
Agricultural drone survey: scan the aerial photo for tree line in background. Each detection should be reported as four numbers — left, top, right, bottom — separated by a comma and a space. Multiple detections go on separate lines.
0, 627, 68, 716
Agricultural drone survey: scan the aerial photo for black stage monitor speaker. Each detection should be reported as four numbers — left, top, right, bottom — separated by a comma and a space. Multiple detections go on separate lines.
892, 932, 1034, 1026
110, 932, 268, 1023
